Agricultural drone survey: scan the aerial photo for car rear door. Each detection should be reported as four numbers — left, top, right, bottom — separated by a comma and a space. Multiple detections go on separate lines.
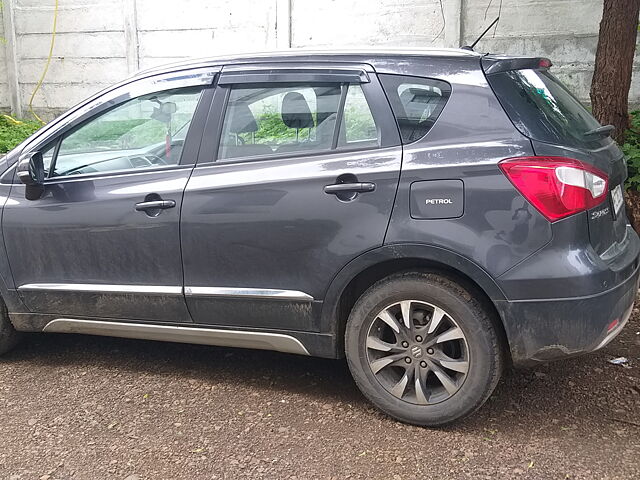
3, 69, 217, 322
180, 63, 402, 331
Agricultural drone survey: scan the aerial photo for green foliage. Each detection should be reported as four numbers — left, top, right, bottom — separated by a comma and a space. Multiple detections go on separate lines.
61, 114, 193, 153
252, 111, 308, 144
63, 119, 168, 152
62, 119, 148, 150
623, 110, 640, 191
238, 106, 375, 146
343, 104, 377, 141
0, 114, 194, 155
0, 116, 41, 154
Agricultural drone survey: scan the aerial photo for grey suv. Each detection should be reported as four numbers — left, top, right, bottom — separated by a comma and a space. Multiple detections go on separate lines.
0, 49, 637, 426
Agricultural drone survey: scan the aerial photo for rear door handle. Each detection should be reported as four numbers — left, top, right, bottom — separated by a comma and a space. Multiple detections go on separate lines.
135, 200, 176, 211
323, 182, 376, 194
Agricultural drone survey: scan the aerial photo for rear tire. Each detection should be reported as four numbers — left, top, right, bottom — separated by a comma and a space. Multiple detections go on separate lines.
345, 272, 502, 426
0, 299, 21, 356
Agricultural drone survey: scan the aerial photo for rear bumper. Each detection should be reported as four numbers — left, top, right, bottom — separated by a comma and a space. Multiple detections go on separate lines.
495, 226, 640, 366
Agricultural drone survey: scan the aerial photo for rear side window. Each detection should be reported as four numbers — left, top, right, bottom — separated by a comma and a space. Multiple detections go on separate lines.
339, 84, 379, 149
218, 82, 381, 161
486, 69, 601, 148
379, 74, 451, 144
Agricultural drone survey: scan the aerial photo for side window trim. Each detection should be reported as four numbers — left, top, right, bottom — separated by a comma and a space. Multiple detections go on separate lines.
218, 69, 369, 85
331, 84, 348, 150
359, 74, 401, 148
218, 63, 372, 85
42, 163, 194, 185
47, 137, 62, 178
196, 68, 400, 167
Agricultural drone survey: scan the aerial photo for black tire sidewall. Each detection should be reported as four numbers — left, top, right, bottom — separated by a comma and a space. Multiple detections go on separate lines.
345, 273, 501, 426
0, 298, 21, 356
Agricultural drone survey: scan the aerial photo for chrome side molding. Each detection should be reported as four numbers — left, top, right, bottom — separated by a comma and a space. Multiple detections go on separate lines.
19, 284, 314, 302
43, 319, 310, 356
184, 286, 314, 302
19, 283, 182, 295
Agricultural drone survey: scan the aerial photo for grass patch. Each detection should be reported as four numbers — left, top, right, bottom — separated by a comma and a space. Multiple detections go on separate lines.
623, 110, 640, 191
0, 116, 41, 154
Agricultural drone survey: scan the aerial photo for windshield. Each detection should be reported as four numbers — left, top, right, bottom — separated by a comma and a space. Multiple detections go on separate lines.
487, 69, 601, 148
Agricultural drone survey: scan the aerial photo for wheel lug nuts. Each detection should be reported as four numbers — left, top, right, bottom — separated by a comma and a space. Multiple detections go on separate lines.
420, 361, 427, 368
426, 348, 434, 355
404, 357, 412, 364
415, 335, 423, 342
401, 341, 409, 348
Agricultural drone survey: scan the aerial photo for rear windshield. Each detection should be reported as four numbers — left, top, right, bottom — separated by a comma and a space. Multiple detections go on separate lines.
486, 69, 601, 148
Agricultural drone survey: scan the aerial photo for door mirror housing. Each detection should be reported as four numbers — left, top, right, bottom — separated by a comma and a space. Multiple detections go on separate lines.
17, 151, 45, 186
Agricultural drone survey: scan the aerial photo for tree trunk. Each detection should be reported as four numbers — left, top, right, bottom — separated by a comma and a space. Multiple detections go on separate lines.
590, 0, 640, 144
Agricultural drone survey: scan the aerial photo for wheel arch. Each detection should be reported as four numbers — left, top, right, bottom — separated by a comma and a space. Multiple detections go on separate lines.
320, 243, 509, 359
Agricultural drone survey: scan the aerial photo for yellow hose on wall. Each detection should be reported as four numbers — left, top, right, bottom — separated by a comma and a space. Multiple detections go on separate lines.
28, 0, 58, 124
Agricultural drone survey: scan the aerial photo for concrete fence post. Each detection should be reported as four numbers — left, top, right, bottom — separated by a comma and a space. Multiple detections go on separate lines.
276, 0, 292, 49
2, 0, 22, 118
123, 0, 140, 74
443, 0, 463, 49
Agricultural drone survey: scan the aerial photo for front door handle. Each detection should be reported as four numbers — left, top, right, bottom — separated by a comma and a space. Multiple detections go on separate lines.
323, 182, 376, 195
135, 199, 176, 212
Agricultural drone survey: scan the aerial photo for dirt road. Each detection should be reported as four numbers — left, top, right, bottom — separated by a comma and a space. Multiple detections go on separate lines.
1, 302, 639, 479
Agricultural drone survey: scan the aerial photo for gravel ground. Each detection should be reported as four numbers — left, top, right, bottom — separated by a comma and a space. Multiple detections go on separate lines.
1, 300, 639, 480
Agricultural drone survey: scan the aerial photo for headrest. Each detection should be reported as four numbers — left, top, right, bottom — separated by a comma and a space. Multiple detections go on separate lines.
400, 88, 441, 105
281, 92, 314, 129
229, 103, 258, 133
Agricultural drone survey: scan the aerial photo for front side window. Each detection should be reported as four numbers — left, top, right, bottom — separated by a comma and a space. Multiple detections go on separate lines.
218, 82, 381, 161
379, 74, 451, 144
49, 87, 203, 177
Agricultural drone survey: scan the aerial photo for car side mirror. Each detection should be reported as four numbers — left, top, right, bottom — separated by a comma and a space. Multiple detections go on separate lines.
17, 151, 45, 186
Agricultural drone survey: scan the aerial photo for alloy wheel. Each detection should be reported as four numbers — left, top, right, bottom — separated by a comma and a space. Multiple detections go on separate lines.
365, 300, 470, 405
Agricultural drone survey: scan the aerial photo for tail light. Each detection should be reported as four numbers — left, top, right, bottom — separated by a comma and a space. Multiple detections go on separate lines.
499, 156, 608, 222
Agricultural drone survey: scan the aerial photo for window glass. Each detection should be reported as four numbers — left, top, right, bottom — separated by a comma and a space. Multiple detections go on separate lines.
218, 82, 382, 161
486, 69, 601, 148
41, 143, 56, 175
51, 87, 203, 177
379, 74, 451, 144
338, 84, 380, 148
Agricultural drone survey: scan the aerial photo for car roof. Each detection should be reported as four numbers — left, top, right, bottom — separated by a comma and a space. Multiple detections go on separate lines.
133, 48, 482, 78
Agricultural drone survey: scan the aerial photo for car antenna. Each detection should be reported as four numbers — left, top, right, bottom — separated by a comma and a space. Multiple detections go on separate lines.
461, 17, 499, 51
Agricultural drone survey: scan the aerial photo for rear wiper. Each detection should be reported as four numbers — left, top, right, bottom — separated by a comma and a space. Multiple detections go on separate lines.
584, 125, 615, 138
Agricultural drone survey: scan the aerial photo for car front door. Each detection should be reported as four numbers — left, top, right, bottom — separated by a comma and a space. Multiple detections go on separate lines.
180, 64, 402, 331
3, 69, 216, 322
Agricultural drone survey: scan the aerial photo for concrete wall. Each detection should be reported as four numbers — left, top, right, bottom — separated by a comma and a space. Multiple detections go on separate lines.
136, 0, 279, 69
0, 5, 10, 112
12, 0, 129, 118
461, 0, 640, 108
1, 0, 638, 120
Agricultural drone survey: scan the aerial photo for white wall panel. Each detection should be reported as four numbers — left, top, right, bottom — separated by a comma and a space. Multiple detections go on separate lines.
18, 32, 126, 59
14, 3, 124, 34
1, 0, 638, 117
18, 58, 128, 85
291, 0, 446, 48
